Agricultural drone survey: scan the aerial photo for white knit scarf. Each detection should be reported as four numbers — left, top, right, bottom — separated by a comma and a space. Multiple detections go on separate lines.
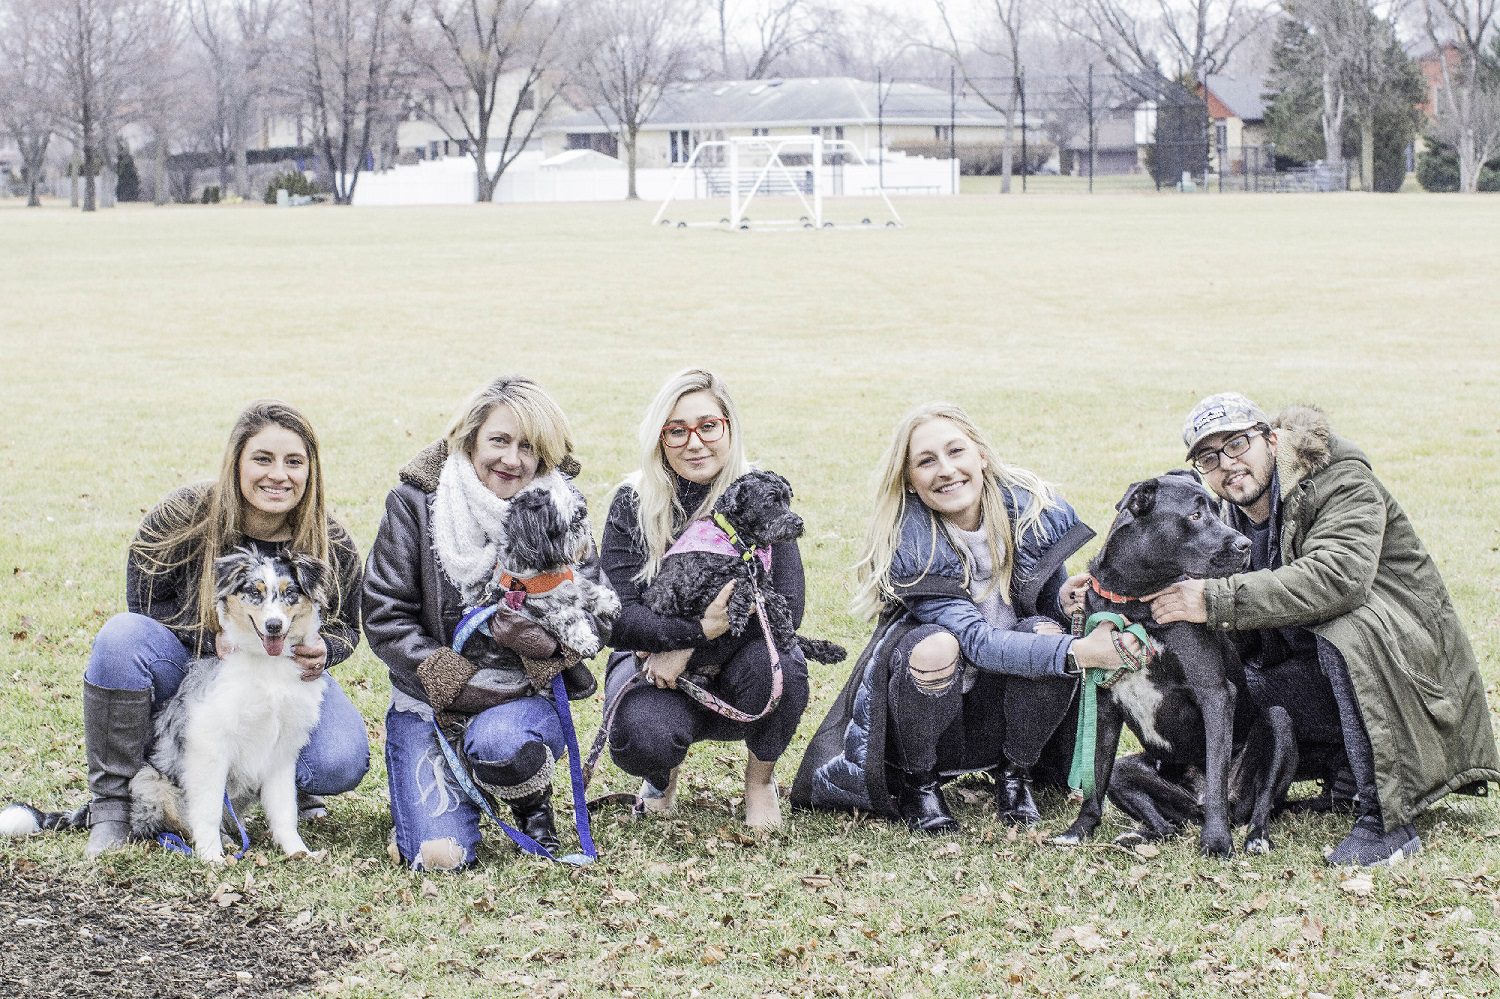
431, 453, 513, 606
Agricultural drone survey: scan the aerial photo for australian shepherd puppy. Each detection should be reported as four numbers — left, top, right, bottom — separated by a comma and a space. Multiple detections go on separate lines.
2, 549, 330, 864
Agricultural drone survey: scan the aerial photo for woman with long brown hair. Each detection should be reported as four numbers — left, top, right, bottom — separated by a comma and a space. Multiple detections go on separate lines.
82, 400, 368, 856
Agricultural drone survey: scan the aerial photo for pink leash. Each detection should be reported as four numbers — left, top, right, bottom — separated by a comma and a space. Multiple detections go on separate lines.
582, 580, 784, 796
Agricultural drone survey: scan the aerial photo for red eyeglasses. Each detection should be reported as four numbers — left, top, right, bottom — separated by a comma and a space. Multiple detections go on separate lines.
660, 417, 730, 448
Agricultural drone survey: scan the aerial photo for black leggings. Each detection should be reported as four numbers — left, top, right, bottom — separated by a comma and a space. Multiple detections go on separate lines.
887, 623, 1077, 775
606, 639, 811, 790
1243, 635, 1379, 814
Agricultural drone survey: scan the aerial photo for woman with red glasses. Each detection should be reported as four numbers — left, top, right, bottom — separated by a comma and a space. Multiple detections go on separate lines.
597, 367, 810, 828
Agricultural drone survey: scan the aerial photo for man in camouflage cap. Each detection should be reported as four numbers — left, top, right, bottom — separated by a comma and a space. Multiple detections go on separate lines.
1149, 394, 1498, 866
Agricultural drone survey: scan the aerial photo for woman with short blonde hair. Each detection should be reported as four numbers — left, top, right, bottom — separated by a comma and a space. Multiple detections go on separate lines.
364, 375, 609, 871
794, 402, 1138, 834
598, 367, 809, 828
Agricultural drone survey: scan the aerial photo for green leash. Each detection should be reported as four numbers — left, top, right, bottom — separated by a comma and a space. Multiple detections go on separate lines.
1067, 611, 1153, 798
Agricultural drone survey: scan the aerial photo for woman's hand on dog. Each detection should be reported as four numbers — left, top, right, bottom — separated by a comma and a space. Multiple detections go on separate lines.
1060, 572, 1091, 618
293, 634, 328, 682
1144, 579, 1208, 625
700, 582, 735, 640
641, 648, 693, 689
489, 606, 561, 660
1069, 622, 1150, 672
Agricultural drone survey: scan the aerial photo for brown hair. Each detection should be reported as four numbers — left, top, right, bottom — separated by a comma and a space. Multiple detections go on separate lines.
129, 400, 331, 648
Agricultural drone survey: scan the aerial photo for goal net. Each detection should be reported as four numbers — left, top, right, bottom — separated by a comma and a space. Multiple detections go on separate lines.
652, 135, 901, 230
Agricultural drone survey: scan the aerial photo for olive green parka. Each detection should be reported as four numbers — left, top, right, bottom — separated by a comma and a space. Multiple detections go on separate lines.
1203, 406, 1499, 828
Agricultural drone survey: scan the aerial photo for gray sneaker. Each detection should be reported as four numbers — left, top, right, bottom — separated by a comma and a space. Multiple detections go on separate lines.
297, 792, 328, 822
1325, 813, 1421, 867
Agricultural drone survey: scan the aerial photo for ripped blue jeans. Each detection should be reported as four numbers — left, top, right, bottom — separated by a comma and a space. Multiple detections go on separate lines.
384, 696, 565, 871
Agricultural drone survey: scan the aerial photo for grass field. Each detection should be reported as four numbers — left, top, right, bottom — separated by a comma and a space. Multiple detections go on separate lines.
2, 193, 1499, 998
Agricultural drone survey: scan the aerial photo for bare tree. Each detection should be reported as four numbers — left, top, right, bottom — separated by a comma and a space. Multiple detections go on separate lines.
0, 1, 59, 206
1058, 0, 1269, 82
571, 0, 702, 199
401, 0, 567, 201
290, 0, 410, 204
936, 0, 1026, 192
1282, 0, 1363, 177
137, 1, 189, 205
710, 0, 834, 78
188, 1, 282, 200
41, 0, 155, 211
1423, 0, 1500, 192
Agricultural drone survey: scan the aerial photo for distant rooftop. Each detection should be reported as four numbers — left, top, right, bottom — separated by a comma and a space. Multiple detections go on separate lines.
1204, 75, 1267, 122
549, 77, 1009, 132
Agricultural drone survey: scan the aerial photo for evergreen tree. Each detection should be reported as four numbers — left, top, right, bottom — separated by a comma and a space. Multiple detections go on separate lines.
1266, 4, 1424, 191
115, 141, 141, 203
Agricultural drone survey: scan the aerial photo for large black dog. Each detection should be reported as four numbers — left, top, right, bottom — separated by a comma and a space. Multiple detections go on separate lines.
1053, 471, 1298, 858
641, 470, 845, 670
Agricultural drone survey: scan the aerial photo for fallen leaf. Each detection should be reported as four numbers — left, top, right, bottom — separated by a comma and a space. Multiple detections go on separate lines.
1301, 916, 1325, 943
801, 874, 833, 890
701, 945, 727, 966
1339, 873, 1374, 897
1133, 843, 1161, 859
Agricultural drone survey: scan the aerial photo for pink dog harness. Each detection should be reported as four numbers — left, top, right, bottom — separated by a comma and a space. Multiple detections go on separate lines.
665, 515, 772, 572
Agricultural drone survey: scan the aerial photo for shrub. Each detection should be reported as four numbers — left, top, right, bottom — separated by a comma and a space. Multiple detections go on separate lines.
115, 143, 141, 202
1416, 136, 1500, 192
200, 185, 221, 204
263, 170, 321, 204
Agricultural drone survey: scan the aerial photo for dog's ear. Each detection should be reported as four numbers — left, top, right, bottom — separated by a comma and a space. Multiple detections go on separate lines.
287, 553, 331, 608
213, 548, 259, 600
770, 471, 792, 499
1122, 479, 1158, 518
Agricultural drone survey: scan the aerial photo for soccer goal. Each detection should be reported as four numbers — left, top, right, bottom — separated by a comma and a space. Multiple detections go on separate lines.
652, 135, 902, 230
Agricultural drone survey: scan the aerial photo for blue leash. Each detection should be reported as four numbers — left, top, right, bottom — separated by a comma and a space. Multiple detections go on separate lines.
438, 605, 596, 866
157, 793, 251, 859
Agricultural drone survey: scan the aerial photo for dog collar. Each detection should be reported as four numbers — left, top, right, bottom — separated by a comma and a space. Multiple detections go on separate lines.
1089, 575, 1138, 604
712, 512, 760, 564
497, 568, 574, 596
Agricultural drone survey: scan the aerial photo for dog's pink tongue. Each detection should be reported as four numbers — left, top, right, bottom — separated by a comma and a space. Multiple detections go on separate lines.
262, 634, 286, 657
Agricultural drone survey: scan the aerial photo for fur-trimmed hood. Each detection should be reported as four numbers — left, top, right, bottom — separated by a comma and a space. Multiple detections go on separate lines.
398, 440, 582, 493
1272, 405, 1369, 497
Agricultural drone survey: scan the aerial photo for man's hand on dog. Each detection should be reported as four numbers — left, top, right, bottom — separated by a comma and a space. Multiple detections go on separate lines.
293, 634, 328, 682
641, 647, 693, 689
1145, 579, 1209, 624
489, 606, 561, 660
700, 582, 735, 640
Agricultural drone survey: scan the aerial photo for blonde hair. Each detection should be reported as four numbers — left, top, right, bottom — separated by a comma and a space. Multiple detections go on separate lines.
129, 400, 332, 650
445, 375, 574, 474
621, 367, 751, 582
852, 402, 1058, 621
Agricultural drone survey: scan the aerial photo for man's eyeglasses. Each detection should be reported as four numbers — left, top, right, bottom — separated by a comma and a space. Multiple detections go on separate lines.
1191, 430, 1264, 474
660, 417, 730, 449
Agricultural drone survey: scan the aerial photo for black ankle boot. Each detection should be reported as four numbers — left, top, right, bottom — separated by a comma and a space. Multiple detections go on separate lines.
508, 788, 560, 853
891, 768, 958, 835
997, 764, 1040, 827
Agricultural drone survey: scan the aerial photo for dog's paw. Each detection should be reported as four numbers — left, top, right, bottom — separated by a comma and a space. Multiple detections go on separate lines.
1243, 835, 1273, 855
1198, 832, 1235, 859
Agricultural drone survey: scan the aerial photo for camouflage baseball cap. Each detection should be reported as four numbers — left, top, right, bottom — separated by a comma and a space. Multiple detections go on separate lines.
1183, 393, 1269, 456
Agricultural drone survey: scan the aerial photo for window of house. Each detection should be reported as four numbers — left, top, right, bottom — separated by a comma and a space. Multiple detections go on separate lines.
1216, 122, 1227, 151
671, 129, 693, 163
751, 127, 769, 137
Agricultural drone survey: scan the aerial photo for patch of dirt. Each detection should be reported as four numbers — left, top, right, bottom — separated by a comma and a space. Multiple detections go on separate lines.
0, 860, 356, 998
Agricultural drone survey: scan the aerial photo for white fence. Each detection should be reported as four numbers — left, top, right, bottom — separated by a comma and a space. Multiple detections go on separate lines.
351, 147, 957, 206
